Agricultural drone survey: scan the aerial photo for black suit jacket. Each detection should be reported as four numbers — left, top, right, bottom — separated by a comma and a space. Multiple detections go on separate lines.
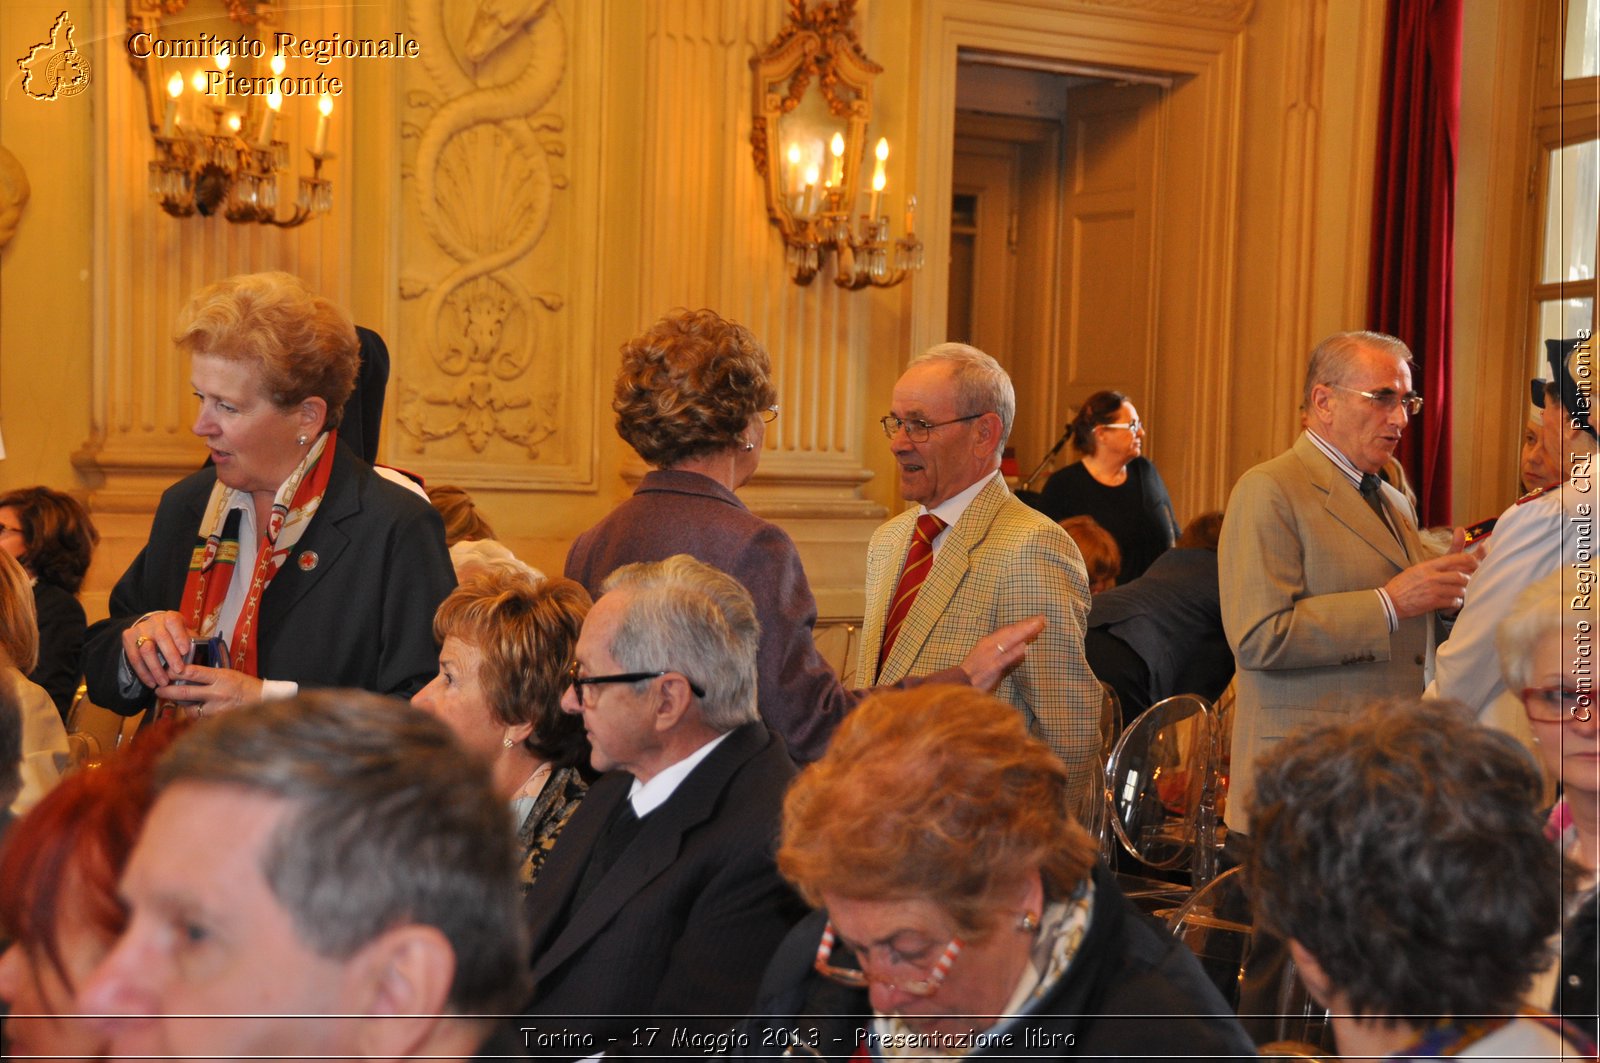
82, 443, 455, 713
1086, 548, 1233, 703
521, 722, 804, 1053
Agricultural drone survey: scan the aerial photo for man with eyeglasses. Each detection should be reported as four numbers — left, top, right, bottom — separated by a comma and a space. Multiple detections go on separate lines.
1427, 338, 1596, 744
861, 344, 1102, 816
521, 553, 804, 1056
1220, 330, 1482, 838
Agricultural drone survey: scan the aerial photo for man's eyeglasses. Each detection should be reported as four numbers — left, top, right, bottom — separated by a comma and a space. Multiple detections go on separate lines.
1521, 685, 1593, 724
760, 405, 780, 424
811, 920, 962, 997
879, 413, 984, 442
564, 660, 706, 705
1327, 384, 1424, 416
0, 524, 21, 538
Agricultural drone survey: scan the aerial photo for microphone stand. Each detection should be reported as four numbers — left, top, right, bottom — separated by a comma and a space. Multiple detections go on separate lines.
1019, 425, 1073, 493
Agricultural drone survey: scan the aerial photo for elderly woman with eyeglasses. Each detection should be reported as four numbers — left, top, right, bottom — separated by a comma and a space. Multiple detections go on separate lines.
565, 308, 1037, 764
1500, 569, 1598, 1037
736, 684, 1252, 1061
1037, 390, 1178, 584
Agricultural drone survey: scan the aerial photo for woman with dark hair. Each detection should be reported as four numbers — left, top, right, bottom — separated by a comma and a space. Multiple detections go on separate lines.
565, 308, 1032, 763
0, 486, 98, 716
0, 719, 186, 1060
82, 271, 454, 719
736, 684, 1251, 1060
413, 565, 591, 889
1037, 390, 1178, 584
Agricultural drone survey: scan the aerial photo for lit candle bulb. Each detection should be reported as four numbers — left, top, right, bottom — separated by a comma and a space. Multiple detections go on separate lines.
785, 142, 801, 199
869, 137, 888, 220
802, 164, 819, 218
258, 90, 282, 148
227, 113, 242, 135
313, 93, 333, 156
190, 69, 208, 95
270, 53, 286, 78
161, 72, 182, 136
213, 49, 230, 106
829, 132, 844, 188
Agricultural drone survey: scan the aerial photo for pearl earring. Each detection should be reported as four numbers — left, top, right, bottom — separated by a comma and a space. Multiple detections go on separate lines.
502, 736, 515, 748
297, 434, 308, 446
741, 440, 755, 452
1017, 911, 1040, 932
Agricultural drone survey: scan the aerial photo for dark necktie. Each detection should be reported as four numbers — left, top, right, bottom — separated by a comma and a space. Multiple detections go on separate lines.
1359, 474, 1399, 541
878, 512, 946, 670
572, 797, 642, 907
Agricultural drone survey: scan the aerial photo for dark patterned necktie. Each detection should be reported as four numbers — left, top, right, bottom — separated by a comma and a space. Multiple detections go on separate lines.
1359, 474, 1399, 542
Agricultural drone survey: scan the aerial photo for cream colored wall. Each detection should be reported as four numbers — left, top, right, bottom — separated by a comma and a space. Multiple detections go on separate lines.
0, 2, 98, 586
0, 0, 1528, 632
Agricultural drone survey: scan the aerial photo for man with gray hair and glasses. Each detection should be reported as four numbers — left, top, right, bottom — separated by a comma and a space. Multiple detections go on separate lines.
77, 690, 531, 1060
522, 553, 803, 1054
1220, 330, 1481, 839
862, 343, 1097, 814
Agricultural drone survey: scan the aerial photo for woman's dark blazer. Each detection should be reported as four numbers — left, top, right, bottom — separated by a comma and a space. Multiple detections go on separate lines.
29, 579, 86, 718
566, 470, 854, 763
82, 443, 455, 713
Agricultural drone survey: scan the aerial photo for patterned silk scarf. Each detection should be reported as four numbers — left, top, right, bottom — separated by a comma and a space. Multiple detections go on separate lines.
179, 430, 337, 677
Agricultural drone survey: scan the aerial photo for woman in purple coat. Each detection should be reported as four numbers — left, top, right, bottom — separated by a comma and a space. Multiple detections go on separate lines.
566, 309, 1032, 762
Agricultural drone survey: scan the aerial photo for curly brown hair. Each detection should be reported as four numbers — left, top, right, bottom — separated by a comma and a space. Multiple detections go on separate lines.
432, 568, 591, 768
779, 685, 1097, 938
0, 486, 98, 594
174, 271, 359, 429
612, 308, 777, 467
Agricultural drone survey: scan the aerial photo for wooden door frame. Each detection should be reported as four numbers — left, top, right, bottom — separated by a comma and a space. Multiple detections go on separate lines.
912, 0, 1248, 514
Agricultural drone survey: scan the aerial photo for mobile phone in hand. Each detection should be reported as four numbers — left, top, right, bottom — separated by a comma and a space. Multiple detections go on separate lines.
173, 636, 232, 684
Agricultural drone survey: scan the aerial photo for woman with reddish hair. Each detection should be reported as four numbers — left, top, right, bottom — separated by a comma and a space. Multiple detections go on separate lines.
736, 685, 1251, 1060
0, 720, 186, 1059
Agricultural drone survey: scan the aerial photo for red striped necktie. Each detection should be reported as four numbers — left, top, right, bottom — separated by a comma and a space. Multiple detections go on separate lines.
878, 512, 947, 670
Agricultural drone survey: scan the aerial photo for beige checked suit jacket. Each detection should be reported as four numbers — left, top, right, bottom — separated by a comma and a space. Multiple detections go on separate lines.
1219, 433, 1434, 831
858, 476, 1103, 809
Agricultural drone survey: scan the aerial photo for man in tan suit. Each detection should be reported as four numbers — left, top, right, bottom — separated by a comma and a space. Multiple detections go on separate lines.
859, 344, 1102, 809
1220, 331, 1480, 834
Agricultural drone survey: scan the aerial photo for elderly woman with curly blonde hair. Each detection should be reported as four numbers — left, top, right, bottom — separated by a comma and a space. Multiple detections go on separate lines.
82, 272, 454, 719
734, 685, 1251, 1059
565, 308, 1036, 763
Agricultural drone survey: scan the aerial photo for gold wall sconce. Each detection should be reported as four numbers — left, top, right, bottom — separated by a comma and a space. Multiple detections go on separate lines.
126, 0, 334, 227
750, 0, 922, 289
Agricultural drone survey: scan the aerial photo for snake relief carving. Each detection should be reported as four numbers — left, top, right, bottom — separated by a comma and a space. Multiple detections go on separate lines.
399, 0, 565, 456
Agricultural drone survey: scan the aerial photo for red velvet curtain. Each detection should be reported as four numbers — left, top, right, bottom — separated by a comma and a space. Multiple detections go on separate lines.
1366, 0, 1462, 526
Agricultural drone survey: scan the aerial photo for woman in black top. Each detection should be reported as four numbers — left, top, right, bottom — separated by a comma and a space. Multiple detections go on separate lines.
0, 487, 98, 718
1038, 390, 1177, 584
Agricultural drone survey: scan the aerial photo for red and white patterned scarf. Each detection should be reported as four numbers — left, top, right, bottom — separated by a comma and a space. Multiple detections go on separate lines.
180, 430, 336, 677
